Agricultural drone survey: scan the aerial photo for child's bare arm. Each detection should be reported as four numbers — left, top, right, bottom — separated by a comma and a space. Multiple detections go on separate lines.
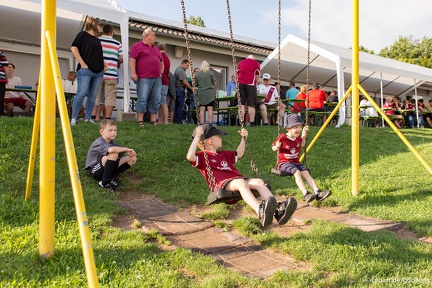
301, 125, 309, 147
108, 146, 135, 155
186, 127, 204, 162
236, 128, 248, 158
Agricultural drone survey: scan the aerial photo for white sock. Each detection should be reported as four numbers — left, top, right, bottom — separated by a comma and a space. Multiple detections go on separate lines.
255, 204, 260, 215
314, 188, 320, 194
301, 189, 308, 196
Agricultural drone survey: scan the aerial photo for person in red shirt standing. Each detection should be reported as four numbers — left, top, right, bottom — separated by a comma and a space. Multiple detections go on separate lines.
237, 55, 260, 126
307, 82, 328, 125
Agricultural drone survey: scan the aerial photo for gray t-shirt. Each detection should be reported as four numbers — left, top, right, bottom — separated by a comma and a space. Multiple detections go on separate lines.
174, 65, 187, 88
85, 136, 122, 169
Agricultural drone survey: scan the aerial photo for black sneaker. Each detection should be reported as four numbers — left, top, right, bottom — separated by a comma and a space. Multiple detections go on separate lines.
98, 179, 121, 192
274, 197, 298, 225
258, 196, 277, 228
304, 191, 317, 203
315, 190, 332, 202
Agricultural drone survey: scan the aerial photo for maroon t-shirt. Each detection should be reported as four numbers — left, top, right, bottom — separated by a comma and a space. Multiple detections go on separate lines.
161, 52, 170, 85
130, 41, 163, 79
190, 150, 244, 191
273, 133, 302, 165
238, 58, 260, 85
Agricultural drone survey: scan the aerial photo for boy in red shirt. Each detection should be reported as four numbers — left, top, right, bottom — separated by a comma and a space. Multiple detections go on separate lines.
272, 114, 332, 203
187, 123, 297, 228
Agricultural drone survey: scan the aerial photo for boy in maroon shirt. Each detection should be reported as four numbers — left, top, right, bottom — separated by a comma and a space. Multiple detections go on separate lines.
272, 114, 332, 203
187, 123, 297, 228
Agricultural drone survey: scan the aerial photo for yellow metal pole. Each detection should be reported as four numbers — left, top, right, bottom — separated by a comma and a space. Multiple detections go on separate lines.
351, 0, 360, 196
300, 86, 352, 162
45, 30, 100, 287
39, 0, 56, 258
25, 75, 42, 200
358, 85, 432, 175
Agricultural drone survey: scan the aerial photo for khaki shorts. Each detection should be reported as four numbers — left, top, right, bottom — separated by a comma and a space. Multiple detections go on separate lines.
96, 79, 117, 107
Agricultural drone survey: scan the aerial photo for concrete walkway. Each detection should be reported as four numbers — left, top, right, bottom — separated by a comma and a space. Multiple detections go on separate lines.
117, 195, 407, 278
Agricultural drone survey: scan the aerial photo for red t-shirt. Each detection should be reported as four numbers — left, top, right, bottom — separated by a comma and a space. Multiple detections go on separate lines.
190, 150, 243, 191
273, 133, 302, 165
383, 101, 395, 115
292, 92, 307, 112
130, 41, 163, 79
308, 89, 327, 109
237, 58, 260, 85
161, 52, 170, 85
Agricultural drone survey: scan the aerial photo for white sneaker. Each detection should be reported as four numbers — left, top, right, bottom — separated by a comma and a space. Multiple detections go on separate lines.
71, 118, 77, 125
85, 119, 96, 124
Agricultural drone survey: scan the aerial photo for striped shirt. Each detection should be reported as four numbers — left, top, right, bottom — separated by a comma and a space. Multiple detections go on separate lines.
99, 35, 123, 80
0, 50, 8, 83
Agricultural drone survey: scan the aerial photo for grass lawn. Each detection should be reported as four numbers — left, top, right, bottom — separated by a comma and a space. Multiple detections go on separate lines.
1, 116, 431, 287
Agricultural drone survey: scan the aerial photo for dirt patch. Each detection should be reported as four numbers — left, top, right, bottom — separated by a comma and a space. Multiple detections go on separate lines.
112, 186, 430, 245
111, 214, 134, 231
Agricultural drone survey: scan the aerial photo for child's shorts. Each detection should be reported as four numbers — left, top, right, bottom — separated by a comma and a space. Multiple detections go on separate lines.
86, 158, 120, 180
218, 177, 249, 190
279, 162, 310, 175
87, 160, 104, 180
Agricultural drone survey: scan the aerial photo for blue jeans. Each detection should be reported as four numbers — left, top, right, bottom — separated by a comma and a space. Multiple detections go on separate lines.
174, 88, 185, 124
160, 85, 168, 105
417, 115, 424, 127
72, 68, 104, 120
135, 78, 162, 114
407, 114, 414, 128
186, 90, 196, 124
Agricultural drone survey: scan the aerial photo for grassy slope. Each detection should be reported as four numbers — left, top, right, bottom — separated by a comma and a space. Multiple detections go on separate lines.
1, 117, 431, 287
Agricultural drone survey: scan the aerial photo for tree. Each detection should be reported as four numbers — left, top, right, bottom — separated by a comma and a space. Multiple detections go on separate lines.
379, 36, 432, 68
187, 16, 205, 27
359, 45, 375, 55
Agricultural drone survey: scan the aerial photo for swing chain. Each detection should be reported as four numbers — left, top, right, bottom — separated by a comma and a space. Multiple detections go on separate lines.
181, 0, 201, 125
226, 0, 261, 178
202, 142, 218, 192
303, 0, 312, 166
225, 0, 243, 129
275, 0, 282, 169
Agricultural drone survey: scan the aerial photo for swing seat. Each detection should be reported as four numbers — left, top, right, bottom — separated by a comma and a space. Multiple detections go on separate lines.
207, 183, 272, 205
271, 168, 292, 177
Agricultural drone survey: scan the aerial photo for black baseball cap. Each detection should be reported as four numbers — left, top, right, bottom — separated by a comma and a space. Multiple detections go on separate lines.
192, 123, 228, 140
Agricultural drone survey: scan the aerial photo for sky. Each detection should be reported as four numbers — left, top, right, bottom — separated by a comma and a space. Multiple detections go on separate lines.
115, 0, 431, 53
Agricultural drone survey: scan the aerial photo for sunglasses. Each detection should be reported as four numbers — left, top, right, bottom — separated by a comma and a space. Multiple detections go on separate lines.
263, 79, 269, 81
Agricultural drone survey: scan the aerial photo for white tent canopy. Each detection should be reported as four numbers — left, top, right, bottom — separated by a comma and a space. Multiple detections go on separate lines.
1, 0, 132, 111
261, 34, 432, 125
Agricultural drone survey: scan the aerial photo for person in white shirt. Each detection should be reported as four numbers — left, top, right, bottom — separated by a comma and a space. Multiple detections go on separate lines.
4, 63, 33, 116
257, 73, 286, 125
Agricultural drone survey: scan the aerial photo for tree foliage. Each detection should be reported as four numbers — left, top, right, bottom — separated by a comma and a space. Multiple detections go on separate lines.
358, 45, 375, 54
187, 16, 205, 27
379, 36, 432, 68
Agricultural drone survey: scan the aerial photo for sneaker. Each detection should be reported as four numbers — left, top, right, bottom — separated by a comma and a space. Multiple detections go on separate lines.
304, 191, 317, 203
258, 196, 277, 228
98, 179, 121, 192
85, 119, 96, 124
274, 197, 298, 225
315, 190, 332, 202
71, 118, 77, 125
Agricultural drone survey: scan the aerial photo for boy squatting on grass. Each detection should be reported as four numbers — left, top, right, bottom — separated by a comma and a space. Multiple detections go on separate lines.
187, 123, 297, 228
272, 114, 332, 203
84, 120, 137, 191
